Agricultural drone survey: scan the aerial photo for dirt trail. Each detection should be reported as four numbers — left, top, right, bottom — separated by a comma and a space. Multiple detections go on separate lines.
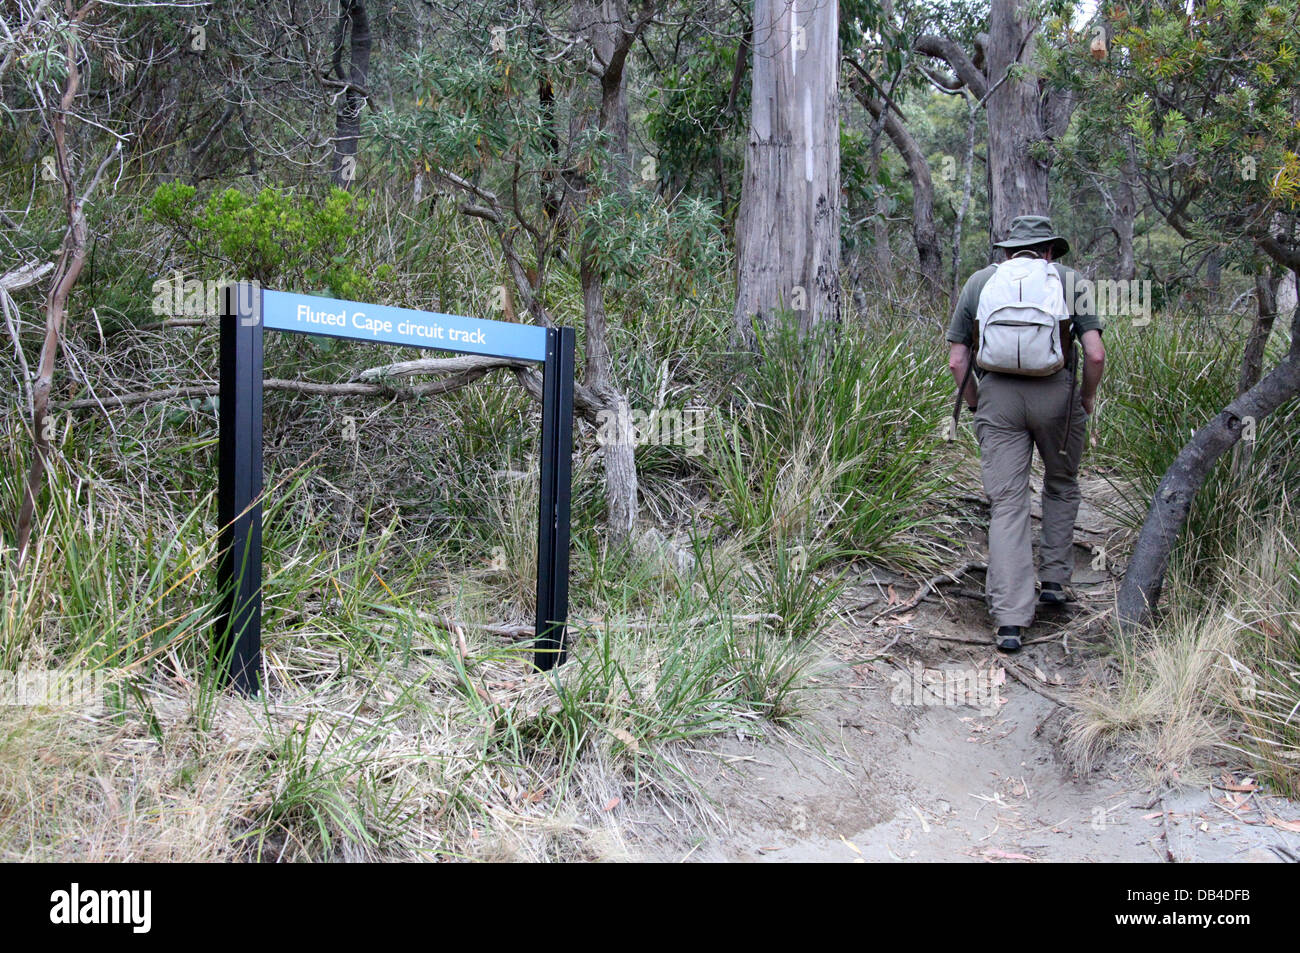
632, 477, 1300, 863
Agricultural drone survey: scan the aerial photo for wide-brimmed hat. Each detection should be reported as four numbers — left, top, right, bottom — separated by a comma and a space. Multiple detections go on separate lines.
993, 215, 1070, 259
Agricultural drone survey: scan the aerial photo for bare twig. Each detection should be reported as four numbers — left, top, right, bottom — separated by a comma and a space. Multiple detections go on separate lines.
866, 561, 987, 625
1002, 659, 1073, 708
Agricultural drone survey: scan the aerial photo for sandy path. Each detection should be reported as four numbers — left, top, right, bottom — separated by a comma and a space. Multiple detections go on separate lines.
631, 478, 1300, 863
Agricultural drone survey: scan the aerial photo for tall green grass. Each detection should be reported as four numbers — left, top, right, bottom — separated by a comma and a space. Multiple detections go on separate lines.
1094, 314, 1300, 592
709, 313, 957, 572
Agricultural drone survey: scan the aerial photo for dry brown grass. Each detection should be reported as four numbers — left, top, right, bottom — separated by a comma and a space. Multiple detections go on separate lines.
1068, 503, 1300, 795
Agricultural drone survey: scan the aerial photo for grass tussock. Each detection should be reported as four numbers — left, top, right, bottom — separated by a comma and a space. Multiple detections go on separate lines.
712, 314, 957, 573
1069, 495, 1300, 796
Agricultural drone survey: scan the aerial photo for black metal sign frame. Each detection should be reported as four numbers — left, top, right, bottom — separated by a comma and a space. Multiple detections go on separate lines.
217, 283, 574, 694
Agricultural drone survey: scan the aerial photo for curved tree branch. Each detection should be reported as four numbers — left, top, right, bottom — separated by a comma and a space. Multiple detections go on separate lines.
1117, 304, 1300, 628
913, 33, 988, 99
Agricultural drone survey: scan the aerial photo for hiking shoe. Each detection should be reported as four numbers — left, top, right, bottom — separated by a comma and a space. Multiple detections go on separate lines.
995, 625, 1023, 652
1039, 581, 1068, 606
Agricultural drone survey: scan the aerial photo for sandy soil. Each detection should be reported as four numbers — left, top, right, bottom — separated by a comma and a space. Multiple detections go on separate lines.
626, 477, 1300, 863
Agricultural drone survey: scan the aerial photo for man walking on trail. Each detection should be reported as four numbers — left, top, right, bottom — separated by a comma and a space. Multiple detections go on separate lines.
947, 215, 1106, 652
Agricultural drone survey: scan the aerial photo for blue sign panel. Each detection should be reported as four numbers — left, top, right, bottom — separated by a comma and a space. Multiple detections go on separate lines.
260, 289, 548, 362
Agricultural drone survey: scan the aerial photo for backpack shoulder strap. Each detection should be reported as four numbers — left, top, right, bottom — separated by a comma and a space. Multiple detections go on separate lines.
1050, 263, 1076, 334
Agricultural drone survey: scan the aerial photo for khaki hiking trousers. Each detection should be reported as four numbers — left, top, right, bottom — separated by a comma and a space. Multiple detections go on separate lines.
972, 368, 1088, 628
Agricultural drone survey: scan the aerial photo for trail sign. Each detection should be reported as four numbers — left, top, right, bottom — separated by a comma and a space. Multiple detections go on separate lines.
260, 290, 548, 360
217, 284, 573, 694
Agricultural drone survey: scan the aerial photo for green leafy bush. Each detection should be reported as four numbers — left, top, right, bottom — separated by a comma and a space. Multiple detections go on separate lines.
147, 183, 375, 298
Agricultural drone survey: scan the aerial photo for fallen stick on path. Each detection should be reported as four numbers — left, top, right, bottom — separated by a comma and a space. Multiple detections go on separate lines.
919, 629, 1063, 647
865, 560, 987, 625
1002, 659, 1073, 708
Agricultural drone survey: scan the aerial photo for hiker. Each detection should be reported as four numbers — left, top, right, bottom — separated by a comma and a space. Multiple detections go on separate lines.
946, 215, 1106, 652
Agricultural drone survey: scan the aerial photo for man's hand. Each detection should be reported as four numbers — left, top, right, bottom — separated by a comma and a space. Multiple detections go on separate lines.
1079, 329, 1104, 419
948, 342, 979, 410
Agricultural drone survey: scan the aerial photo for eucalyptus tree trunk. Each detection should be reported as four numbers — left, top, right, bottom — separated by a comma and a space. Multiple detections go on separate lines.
985, 0, 1051, 241
330, 0, 371, 189
913, 0, 1073, 245
578, 0, 647, 548
734, 0, 840, 343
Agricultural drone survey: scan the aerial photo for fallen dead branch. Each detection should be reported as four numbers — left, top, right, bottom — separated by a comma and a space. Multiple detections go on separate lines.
0, 260, 54, 292
581, 613, 785, 632
55, 356, 610, 421
1002, 659, 1073, 708
382, 611, 534, 640
866, 560, 986, 625
356, 354, 524, 381
56, 374, 497, 411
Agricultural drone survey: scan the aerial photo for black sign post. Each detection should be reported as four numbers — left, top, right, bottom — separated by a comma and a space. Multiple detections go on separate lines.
216, 285, 263, 695
217, 283, 573, 694
534, 326, 575, 670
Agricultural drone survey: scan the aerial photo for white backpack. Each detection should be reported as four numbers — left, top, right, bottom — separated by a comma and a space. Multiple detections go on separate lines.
974, 257, 1068, 376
